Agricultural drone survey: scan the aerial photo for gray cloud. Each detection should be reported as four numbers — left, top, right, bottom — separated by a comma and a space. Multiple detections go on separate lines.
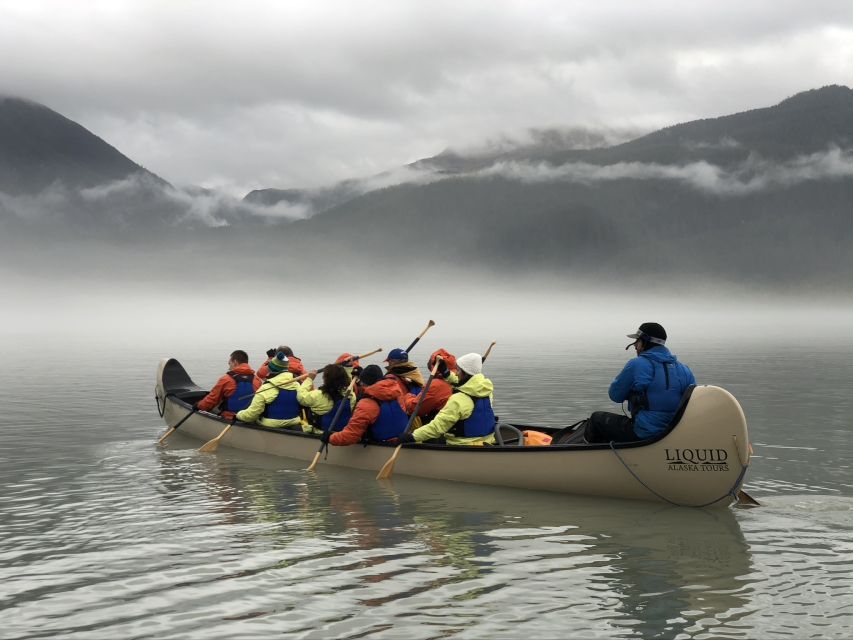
2, 1, 853, 193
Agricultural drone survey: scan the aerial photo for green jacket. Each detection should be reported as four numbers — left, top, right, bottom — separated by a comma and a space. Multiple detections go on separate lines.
297, 378, 355, 434
236, 372, 304, 428
411, 373, 496, 446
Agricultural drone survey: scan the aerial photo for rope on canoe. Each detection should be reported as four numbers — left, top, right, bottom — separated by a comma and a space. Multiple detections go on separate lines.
155, 391, 177, 418
609, 441, 748, 508
155, 388, 168, 418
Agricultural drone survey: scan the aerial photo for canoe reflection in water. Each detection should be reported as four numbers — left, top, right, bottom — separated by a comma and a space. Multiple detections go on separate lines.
155, 446, 753, 636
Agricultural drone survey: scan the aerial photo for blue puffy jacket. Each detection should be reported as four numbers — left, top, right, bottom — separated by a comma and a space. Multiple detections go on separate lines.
608, 346, 696, 439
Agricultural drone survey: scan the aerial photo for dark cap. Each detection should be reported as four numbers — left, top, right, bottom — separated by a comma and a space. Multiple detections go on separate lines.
358, 364, 384, 387
384, 348, 408, 362
627, 322, 667, 345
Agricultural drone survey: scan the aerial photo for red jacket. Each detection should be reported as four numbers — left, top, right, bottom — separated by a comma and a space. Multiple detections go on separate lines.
257, 355, 306, 380
196, 363, 260, 420
404, 377, 453, 418
330, 378, 405, 446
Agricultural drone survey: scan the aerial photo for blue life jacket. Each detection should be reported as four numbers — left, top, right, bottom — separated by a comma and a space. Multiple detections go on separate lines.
626, 348, 695, 438
225, 373, 255, 414
368, 399, 409, 441
320, 397, 352, 432
448, 393, 496, 438
638, 360, 690, 414
263, 384, 300, 420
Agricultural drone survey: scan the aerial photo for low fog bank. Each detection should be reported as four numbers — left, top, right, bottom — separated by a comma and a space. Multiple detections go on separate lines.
0, 174, 310, 230
4, 271, 853, 353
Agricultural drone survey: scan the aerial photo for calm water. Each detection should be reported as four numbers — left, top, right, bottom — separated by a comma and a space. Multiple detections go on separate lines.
2, 327, 853, 639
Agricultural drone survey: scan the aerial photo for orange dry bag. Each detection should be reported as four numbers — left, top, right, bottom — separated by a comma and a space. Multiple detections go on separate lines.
522, 430, 553, 446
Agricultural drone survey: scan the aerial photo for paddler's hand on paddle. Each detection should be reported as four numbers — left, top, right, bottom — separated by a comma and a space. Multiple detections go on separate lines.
307, 370, 318, 380
321, 430, 332, 445
395, 432, 416, 446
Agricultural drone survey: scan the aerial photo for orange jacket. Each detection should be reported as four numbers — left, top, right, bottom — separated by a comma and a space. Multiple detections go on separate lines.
196, 363, 260, 420
404, 377, 453, 418
257, 355, 306, 380
330, 378, 405, 447
429, 348, 458, 375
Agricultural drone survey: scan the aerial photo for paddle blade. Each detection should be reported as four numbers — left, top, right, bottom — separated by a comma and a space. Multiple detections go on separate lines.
198, 424, 232, 453
736, 489, 760, 507
306, 451, 322, 472
376, 445, 402, 480
157, 427, 176, 445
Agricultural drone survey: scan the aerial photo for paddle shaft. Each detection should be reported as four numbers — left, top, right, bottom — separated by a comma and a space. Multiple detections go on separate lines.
238, 373, 309, 401
307, 377, 357, 471
482, 341, 496, 362
241, 348, 381, 400
376, 359, 442, 480
404, 320, 435, 354
157, 406, 198, 444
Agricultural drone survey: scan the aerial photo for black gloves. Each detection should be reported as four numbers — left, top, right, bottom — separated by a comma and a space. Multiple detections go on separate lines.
397, 432, 416, 445
266, 348, 276, 358
321, 430, 332, 444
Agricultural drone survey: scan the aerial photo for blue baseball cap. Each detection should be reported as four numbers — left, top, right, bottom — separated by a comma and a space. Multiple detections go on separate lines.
384, 348, 409, 362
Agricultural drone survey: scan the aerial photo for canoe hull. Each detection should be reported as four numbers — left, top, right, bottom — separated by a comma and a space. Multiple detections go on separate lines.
156, 358, 750, 507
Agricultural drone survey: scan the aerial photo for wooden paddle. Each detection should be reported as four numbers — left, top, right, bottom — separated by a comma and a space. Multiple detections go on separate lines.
237, 372, 310, 401
198, 418, 236, 453
376, 358, 443, 480
482, 341, 496, 362
343, 347, 382, 364
404, 320, 435, 354
736, 489, 760, 507
306, 377, 358, 472
236, 348, 382, 401
157, 406, 198, 444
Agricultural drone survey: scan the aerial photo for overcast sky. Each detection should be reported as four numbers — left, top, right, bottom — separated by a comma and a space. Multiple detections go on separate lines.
2, 0, 852, 195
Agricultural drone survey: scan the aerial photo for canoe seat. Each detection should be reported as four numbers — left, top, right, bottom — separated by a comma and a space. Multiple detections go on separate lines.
494, 422, 524, 446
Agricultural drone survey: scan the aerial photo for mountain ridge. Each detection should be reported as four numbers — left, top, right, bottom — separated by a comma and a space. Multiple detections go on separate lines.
0, 96, 166, 196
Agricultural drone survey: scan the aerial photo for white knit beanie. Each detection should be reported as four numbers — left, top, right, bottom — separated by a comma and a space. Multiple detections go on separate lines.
457, 353, 483, 376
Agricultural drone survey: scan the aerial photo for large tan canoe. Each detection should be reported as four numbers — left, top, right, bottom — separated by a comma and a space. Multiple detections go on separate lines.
155, 358, 752, 507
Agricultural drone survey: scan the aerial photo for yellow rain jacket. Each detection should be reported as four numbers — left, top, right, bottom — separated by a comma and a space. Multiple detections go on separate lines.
236, 372, 303, 428
297, 378, 356, 434
411, 373, 496, 446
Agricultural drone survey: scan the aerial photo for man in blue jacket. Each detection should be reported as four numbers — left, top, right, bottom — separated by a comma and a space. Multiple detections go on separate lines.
585, 322, 696, 443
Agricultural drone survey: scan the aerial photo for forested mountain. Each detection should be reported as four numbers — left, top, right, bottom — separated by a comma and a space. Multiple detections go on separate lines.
1, 86, 852, 289
0, 97, 164, 195
266, 85, 853, 285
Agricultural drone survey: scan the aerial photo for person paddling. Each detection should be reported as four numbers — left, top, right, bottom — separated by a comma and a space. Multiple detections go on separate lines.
195, 350, 261, 421
403, 348, 458, 422
297, 363, 356, 434
584, 322, 696, 443
323, 365, 408, 447
384, 348, 425, 397
335, 353, 362, 381
396, 353, 496, 446
257, 345, 306, 380
236, 352, 304, 428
